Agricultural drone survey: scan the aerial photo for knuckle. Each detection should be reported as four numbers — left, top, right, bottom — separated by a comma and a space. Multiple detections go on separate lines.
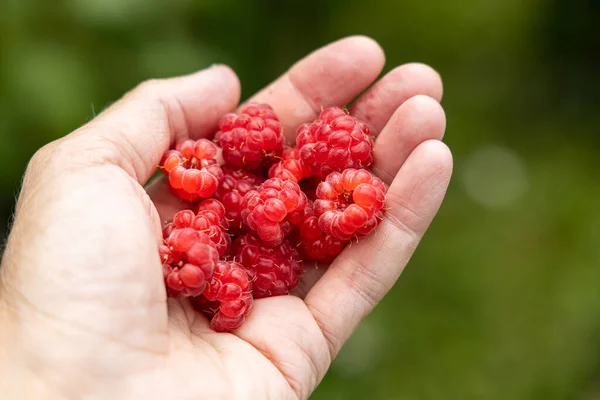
383, 190, 425, 239
20, 138, 72, 196
27, 132, 123, 177
133, 78, 165, 98
339, 255, 383, 310
26, 139, 63, 177
306, 303, 343, 358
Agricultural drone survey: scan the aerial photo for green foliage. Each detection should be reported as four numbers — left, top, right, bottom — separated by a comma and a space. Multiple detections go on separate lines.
1, 0, 599, 398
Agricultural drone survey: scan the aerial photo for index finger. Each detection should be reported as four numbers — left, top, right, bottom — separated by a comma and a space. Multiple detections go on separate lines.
247, 36, 385, 142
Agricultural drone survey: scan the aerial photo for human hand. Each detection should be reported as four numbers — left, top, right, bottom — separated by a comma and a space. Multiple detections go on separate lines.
0, 36, 451, 399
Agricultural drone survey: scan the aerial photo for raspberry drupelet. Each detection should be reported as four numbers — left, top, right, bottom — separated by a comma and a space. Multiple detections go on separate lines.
160, 138, 223, 202
268, 147, 309, 183
296, 107, 374, 179
314, 168, 386, 240
195, 198, 228, 222
233, 232, 302, 298
191, 261, 253, 332
213, 166, 263, 234
241, 178, 308, 246
215, 103, 284, 170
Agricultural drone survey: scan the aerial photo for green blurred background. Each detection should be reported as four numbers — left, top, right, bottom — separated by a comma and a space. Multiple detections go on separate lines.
1, 0, 599, 398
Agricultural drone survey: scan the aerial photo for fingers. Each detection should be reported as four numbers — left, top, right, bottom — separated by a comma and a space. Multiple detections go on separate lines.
247, 36, 385, 142
350, 63, 443, 134
304, 140, 453, 357
372, 95, 446, 185
293, 95, 446, 297
63, 65, 240, 185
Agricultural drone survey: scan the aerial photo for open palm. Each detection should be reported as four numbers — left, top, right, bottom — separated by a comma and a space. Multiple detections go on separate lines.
0, 37, 451, 400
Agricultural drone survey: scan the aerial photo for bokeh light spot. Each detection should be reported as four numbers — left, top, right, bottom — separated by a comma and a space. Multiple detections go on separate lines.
461, 144, 528, 209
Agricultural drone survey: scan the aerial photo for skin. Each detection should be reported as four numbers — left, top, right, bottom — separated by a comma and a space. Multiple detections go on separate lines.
0, 36, 452, 400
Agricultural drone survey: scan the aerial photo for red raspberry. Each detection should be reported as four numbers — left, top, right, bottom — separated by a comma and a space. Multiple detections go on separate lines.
268, 147, 309, 183
296, 107, 374, 179
233, 233, 302, 298
161, 227, 219, 297
314, 168, 386, 240
241, 178, 307, 246
214, 103, 284, 170
213, 166, 263, 234
191, 261, 253, 332
160, 138, 223, 202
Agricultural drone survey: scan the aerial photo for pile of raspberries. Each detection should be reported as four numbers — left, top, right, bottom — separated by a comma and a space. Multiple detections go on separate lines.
158, 104, 387, 332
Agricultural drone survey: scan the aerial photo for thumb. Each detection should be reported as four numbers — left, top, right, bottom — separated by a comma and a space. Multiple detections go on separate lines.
58, 64, 240, 184
0, 66, 240, 386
